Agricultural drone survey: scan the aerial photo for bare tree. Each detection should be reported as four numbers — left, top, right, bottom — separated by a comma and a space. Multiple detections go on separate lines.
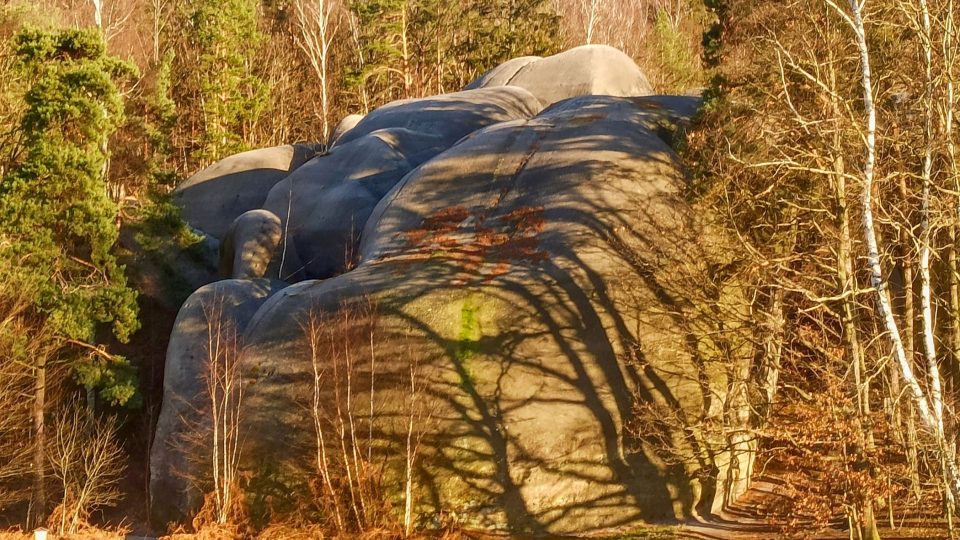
581, 0, 602, 44
201, 296, 244, 526
294, 0, 342, 142
0, 270, 48, 522
45, 402, 125, 535
299, 300, 429, 536
827, 0, 960, 511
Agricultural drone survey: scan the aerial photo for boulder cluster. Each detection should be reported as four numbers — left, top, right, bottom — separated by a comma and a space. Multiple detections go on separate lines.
152, 45, 753, 534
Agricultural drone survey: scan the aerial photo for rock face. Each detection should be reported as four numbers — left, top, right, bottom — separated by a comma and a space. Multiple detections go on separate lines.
220, 86, 542, 281
331, 86, 542, 148
329, 113, 364, 146
173, 144, 322, 240
149, 278, 285, 526
465, 45, 654, 105
152, 47, 752, 534
233, 96, 750, 534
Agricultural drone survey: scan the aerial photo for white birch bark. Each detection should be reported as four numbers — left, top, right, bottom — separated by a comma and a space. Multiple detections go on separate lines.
918, 0, 945, 434
92, 0, 103, 29
583, 0, 601, 44
295, 0, 340, 141
829, 0, 960, 507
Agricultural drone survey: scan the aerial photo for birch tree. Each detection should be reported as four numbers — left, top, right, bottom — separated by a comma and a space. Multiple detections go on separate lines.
827, 0, 960, 511
294, 0, 342, 141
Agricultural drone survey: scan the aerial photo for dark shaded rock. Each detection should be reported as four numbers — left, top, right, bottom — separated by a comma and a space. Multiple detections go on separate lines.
173, 144, 322, 240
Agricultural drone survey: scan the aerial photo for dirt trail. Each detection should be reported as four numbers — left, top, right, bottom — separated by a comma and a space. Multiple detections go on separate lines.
677, 476, 951, 539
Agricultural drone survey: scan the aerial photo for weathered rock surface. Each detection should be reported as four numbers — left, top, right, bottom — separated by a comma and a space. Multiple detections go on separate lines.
149, 278, 285, 526
329, 113, 364, 146
465, 56, 540, 89
465, 45, 654, 106
153, 47, 751, 535
235, 96, 746, 533
173, 144, 322, 240
218, 209, 282, 279
332, 86, 543, 147
221, 87, 542, 280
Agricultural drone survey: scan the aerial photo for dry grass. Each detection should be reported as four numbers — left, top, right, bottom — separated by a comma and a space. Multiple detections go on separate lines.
162, 523, 476, 539
0, 525, 130, 540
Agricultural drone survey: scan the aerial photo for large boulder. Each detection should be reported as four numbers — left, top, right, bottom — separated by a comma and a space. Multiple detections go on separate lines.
465, 45, 654, 106
149, 278, 285, 526
220, 87, 543, 281
329, 113, 365, 146
173, 144, 322, 240
223, 95, 750, 533
151, 43, 751, 532
465, 56, 540, 88
218, 209, 283, 280
332, 86, 542, 147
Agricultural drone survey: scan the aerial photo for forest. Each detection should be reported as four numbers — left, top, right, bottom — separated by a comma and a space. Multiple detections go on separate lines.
2, 0, 960, 538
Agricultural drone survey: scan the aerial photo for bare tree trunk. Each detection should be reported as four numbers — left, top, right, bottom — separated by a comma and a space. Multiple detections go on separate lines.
832, 0, 960, 510
831, 89, 879, 537
92, 0, 103, 29
151, 0, 164, 63
917, 0, 945, 444
944, 4, 960, 533
401, 1, 412, 98
583, 0, 601, 44
919, 1, 957, 523
896, 175, 921, 504
759, 287, 785, 419
402, 357, 416, 537
30, 356, 45, 528
304, 311, 345, 534
294, 0, 340, 142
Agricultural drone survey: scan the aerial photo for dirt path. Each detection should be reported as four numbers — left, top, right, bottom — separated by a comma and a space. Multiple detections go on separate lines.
676, 476, 951, 539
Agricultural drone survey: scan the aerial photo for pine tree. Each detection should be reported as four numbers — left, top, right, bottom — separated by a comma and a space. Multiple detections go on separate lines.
0, 27, 140, 405
347, 0, 412, 106
142, 50, 179, 187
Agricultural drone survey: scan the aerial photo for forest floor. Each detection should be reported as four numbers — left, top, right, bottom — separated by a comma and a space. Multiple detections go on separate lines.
674, 475, 952, 540
2, 474, 952, 539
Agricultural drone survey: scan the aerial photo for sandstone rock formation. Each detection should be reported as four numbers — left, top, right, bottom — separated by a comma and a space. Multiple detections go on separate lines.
465, 45, 654, 106
173, 144, 322, 240
150, 278, 285, 524
152, 47, 752, 534
329, 113, 364, 146
220, 86, 541, 281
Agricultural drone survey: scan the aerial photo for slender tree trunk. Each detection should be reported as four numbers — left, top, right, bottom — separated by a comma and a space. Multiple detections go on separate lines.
760, 287, 785, 419
896, 177, 922, 504
834, 133, 880, 540
401, 1, 412, 98
294, 0, 337, 142
837, 0, 960, 511
944, 20, 960, 534
92, 0, 103, 29
30, 356, 45, 528
320, 19, 330, 142
584, 0, 601, 44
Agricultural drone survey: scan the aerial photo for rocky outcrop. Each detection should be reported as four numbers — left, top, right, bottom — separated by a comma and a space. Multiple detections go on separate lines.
151, 47, 752, 534
233, 96, 749, 533
465, 45, 653, 106
173, 144, 322, 240
329, 113, 364, 146
150, 278, 285, 526
220, 86, 541, 281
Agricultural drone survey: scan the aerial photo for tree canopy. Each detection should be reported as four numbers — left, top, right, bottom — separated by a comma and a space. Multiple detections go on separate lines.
0, 27, 139, 406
